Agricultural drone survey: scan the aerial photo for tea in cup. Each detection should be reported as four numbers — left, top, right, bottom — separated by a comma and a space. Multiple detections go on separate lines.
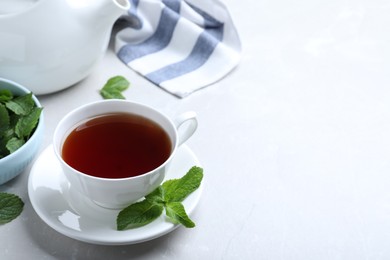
53, 100, 197, 209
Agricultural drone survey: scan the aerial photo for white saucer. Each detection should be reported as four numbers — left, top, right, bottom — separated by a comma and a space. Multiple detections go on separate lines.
28, 144, 202, 245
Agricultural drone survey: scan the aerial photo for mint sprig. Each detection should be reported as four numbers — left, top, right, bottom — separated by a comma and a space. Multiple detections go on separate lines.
0, 91, 42, 159
117, 166, 203, 230
0, 193, 24, 224
99, 75, 130, 99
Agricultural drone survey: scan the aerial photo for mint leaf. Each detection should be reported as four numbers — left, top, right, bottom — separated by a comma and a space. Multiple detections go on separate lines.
117, 200, 164, 230
0, 128, 14, 158
165, 202, 195, 228
6, 137, 25, 154
100, 76, 130, 99
162, 166, 203, 202
0, 103, 10, 133
145, 186, 164, 204
0, 193, 24, 224
5, 92, 34, 115
0, 139, 8, 158
15, 107, 42, 139
0, 90, 13, 103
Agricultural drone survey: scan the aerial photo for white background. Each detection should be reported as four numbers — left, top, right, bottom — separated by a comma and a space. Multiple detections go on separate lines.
1, 0, 390, 259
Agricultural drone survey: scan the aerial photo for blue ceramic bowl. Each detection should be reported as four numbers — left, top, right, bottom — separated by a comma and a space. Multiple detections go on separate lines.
0, 78, 44, 185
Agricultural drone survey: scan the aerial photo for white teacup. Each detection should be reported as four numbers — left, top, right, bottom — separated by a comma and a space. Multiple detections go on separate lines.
53, 100, 197, 209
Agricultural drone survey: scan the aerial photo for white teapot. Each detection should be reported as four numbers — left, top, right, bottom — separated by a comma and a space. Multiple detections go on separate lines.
0, 0, 130, 94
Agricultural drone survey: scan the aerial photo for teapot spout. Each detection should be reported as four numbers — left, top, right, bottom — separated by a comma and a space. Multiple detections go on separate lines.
105, 0, 130, 19
97, 0, 130, 25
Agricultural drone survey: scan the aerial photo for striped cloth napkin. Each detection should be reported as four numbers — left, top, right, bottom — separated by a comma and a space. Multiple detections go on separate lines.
115, 0, 241, 98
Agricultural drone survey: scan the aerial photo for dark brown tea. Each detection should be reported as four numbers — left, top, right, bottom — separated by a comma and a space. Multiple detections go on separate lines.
61, 113, 172, 178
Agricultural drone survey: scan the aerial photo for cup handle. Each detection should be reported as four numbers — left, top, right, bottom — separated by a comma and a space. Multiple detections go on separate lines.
174, 111, 198, 147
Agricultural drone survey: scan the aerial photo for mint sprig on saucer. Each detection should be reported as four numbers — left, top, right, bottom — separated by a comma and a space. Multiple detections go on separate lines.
117, 166, 203, 230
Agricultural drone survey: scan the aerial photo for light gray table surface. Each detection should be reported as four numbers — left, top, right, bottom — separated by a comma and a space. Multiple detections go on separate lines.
2, 0, 390, 259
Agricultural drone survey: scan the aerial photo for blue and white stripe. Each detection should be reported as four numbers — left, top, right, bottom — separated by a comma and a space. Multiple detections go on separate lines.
115, 0, 241, 98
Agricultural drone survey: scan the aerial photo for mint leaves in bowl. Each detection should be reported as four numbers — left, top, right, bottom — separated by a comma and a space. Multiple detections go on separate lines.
0, 78, 44, 185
